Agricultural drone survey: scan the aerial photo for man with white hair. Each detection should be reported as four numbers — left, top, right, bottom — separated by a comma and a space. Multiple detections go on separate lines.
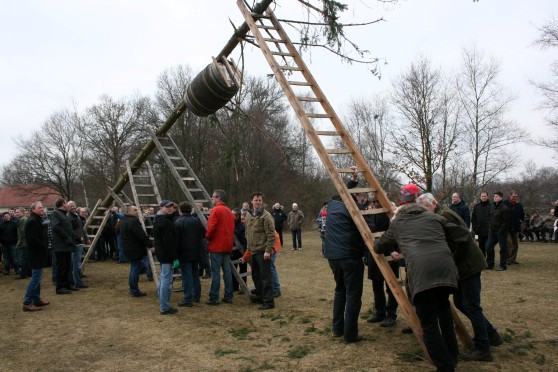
287, 203, 304, 251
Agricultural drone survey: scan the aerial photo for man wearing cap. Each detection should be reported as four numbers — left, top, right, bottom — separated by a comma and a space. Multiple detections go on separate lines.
485, 192, 511, 271
375, 183, 471, 372
205, 189, 235, 305
154, 200, 179, 315
120, 205, 154, 297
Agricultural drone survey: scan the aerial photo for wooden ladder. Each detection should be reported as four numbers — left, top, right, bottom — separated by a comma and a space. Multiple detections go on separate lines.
149, 129, 254, 297
126, 160, 161, 288
238, 0, 438, 360
81, 199, 113, 272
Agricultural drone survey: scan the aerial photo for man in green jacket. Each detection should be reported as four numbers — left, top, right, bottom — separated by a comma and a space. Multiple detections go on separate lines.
244, 192, 276, 310
417, 193, 503, 362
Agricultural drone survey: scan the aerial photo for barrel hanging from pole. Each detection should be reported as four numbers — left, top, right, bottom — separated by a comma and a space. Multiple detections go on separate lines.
184, 58, 240, 117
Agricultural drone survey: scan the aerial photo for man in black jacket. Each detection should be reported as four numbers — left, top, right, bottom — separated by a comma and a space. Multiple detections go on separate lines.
22, 202, 50, 311
67, 201, 88, 289
176, 202, 206, 307
120, 205, 153, 297
0, 211, 19, 275
50, 198, 76, 294
503, 191, 525, 265
154, 200, 179, 315
450, 192, 471, 228
271, 203, 287, 247
485, 192, 511, 271
471, 192, 491, 257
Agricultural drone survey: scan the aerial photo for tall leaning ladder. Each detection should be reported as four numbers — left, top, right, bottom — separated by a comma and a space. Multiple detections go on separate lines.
81, 199, 113, 273
149, 129, 254, 297
238, 1, 471, 362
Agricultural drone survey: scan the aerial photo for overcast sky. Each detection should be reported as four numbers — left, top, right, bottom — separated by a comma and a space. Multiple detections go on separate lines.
1, 0, 556, 178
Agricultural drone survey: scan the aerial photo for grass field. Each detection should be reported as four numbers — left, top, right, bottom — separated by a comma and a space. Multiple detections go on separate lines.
1, 232, 557, 371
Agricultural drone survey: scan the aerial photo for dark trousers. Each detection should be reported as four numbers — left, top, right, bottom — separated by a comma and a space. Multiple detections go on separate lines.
414, 287, 458, 372
453, 273, 495, 350
291, 229, 302, 248
251, 252, 274, 306
329, 257, 364, 342
477, 235, 488, 257
370, 260, 399, 318
55, 251, 72, 290
276, 228, 284, 246
486, 229, 508, 269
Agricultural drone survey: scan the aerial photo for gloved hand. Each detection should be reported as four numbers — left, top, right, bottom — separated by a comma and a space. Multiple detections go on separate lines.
173, 259, 180, 269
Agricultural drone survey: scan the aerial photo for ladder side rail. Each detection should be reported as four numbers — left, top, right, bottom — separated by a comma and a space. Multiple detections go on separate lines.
83, 199, 102, 230
109, 188, 128, 209
146, 161, 163, 205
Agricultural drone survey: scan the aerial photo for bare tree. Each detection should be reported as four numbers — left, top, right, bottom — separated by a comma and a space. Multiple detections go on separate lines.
342, 96, 400, 193
79, 94, 158, 189
2, 109, 83, 199
532, 17, 558, 153
389, 56, 460, 191
456, 45, 523, 199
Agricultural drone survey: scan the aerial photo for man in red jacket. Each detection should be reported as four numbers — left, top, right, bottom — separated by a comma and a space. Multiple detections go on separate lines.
205, 189, 235, 305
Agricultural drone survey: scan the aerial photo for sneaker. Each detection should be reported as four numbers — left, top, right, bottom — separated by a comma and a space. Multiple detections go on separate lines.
489, 330, 504, 346
496, 266, 507, 271
291, 248, 296, 251
379, 316, 396, 327
460, 347, 493, 362
160, 307, 178, 315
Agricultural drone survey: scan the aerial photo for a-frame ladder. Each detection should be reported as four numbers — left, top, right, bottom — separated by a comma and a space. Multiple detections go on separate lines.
81, 199, 113, 273
149, 129, 254, 297
238, 1, 447, 361
126, 160, 161, 288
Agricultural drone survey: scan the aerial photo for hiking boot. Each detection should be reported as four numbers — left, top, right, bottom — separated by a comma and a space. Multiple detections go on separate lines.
379, 316, 396, 327
489, 330, 504, 346
460, 347, 493, 362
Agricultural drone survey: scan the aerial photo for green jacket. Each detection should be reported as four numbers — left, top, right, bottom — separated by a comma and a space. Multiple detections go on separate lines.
17, 216, 27, 249
245, 208, 276, 254
435, 204, 487, 281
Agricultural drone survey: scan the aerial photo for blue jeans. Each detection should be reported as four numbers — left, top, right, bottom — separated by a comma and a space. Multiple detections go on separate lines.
2, 243, 18, 273
209, 253, 233, 303
17, 247, 30, 276
117, 235, 128, 263
271, 253, 280, 294
291, 229, 302, 248
158, 263, 173, 312
179, 261, 200, 304
129, 259, 144, 295
23, 268, 43, 305
328, 257, 364, 342
143, 256, 153, 279
486, 229, 508, 268
72, 244, 84, 286
453, 273, 495, 350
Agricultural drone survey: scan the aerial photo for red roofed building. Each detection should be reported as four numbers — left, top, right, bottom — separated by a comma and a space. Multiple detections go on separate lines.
0, 185, 61, 211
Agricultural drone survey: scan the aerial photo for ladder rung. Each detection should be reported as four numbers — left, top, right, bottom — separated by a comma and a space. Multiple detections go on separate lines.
316, 131, 339, 136
162, 146, 174, 149
239, 272, 252, 278
258, 25, 277, 30
337, 168, 364, 173
97, 207, 108, 210
134, 184, 152, 187
371, 231, 385, 238
280, 66, 302, 71
251, 13, 270, 19
168, 156, 181, 160
263, 37, 285, 43
137, 194, 156, 197
288, 81, 312, 86
361, 208, 389, 215
174, 167, 188, 170
182, 177, 195, 181
93, 216, 104, 219
349, 187, 376, 194
307, 113, 331, 119
187, 188, 202, 192
326, 148, 353, 154
271, 51, 292, 56
297, 97, 321, 102
87, 234, 97, 238
194, 199, 209, 203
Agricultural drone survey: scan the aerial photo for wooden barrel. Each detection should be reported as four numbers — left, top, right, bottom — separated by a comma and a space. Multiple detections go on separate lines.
184, 60, 239, 117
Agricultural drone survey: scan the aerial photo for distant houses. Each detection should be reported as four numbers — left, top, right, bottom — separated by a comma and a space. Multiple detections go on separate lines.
0, 185, 61, 211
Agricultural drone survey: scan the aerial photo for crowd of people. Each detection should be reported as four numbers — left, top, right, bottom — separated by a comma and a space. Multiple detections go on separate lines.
319, 166, 557, 371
